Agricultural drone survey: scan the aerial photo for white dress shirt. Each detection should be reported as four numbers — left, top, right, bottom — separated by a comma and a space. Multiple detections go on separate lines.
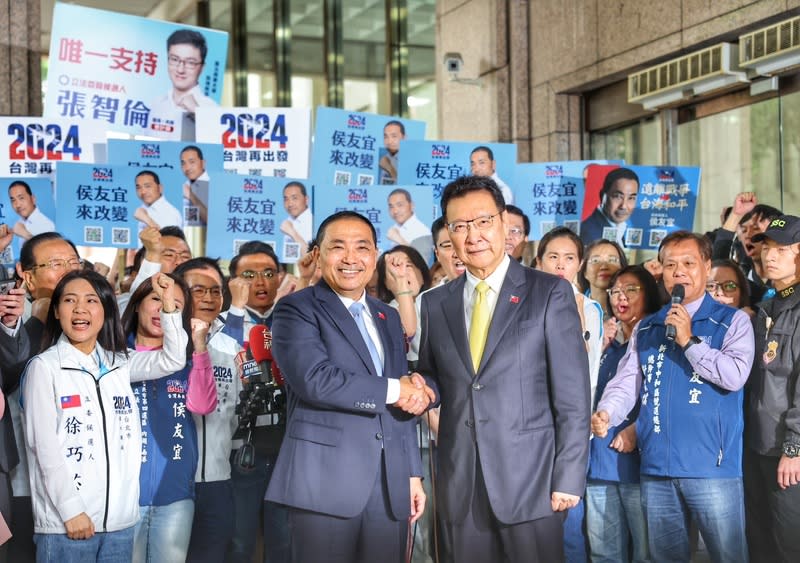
463, 254, 512, 331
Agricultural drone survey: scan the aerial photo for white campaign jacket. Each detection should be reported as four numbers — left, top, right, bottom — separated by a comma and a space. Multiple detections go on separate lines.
22, 311, 187, 534
194, 318, 242, 483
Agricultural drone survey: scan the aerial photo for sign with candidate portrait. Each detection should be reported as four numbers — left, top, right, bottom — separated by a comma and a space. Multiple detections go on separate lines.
206, 175, 312, 263
396, 141, 517, 212
0, 117, 105, 177
44, 3, 228, 140
310, 107, 426, 187
514, 160, 617, 239
581, 164, 701, 249
56, 162, 184, 248
0, 177, 57, 265
195, 107, 311, 178
313, 184, 435, 263
107, 139, 224, 227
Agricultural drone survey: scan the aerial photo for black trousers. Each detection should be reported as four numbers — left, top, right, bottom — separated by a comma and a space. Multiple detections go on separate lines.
743, 447, 800, 563
443, 453, 565, 563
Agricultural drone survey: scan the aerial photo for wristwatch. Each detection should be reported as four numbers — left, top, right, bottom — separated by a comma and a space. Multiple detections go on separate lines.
783, 443, 800, 458
682, 335, 701, 352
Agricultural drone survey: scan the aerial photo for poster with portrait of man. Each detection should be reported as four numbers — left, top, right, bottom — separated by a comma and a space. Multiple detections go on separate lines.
581, 164, 701, 249
0, 177, 57, 266
44, 3, 228, 140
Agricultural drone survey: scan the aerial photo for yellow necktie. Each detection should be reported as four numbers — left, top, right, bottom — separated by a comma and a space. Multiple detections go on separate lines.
469, 281, 491, 372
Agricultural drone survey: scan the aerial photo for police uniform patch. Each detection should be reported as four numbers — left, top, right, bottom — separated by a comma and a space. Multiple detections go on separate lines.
764, 340, 778, 364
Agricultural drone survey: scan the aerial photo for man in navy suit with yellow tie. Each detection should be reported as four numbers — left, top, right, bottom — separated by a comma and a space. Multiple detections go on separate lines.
417, 176, 591, 562
266, 211, 432, 563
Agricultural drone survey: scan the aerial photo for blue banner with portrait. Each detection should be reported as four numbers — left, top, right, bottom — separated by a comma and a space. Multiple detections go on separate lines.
580, 164, 701, 249
0, 177, 57, 265
312, 184, 435, 264
44, 3, 228, 140
310, 107, 426, 186
107, 139, 224, 228
514, 160, 618, 239
206, 175, 313, 263
396, 141, 517, 213
55, 162, 185, 248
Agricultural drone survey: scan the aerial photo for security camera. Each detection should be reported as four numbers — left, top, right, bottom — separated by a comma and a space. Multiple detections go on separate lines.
443, 52, 463, 75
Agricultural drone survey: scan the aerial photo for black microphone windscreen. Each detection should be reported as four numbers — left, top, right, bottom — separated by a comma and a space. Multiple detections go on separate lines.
671, 284, 685, 303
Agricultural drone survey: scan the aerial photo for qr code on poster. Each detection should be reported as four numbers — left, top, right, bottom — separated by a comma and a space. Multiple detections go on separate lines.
357, 174, 374, 186
283, 240, 301, 261
112, 228, 130, 246
185, 206, 199, 223
334, 171, 351, 185
273, 169, 287, 178
563, 220, 579, 234
84, 227, 103, 244
248, 168, 264, 176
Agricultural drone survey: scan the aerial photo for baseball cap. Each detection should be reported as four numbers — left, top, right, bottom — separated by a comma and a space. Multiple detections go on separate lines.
752, 215, 800, 245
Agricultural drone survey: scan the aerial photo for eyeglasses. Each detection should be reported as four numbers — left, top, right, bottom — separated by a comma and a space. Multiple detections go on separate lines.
607, 285, 641, 301
168, 55, 203, 69
447, 212, 501, 235
239, 269, 276, 280
189, 285, 223, 299
29, 258, 84, 273
161, 250, 192, 262
507, 227, 525, 238
706, 281, 739, 294
587, 255, 621, 266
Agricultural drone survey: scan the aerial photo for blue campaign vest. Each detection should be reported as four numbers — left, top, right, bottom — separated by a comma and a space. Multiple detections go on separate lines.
132, 364, 199, 506
589, 340, 641, 484
635, 294, 742, 478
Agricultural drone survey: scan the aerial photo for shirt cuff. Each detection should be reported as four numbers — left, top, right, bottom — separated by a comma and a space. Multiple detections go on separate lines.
385, 378, 400, 404
227, 305, 245, 318
0, 316, 20, 337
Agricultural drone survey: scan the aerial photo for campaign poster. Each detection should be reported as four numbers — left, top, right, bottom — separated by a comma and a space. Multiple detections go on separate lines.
44, 3, 228, 140
195, 107, 311, 178
313, 184, 435, 264
396, 141, 517, 213
0, 117, 105, 177
580, 164, 701, 249
206, 175, 313, 263
310, 107, 426, 186
514, 160, 618, 239
0, 177, 57, 265
56, 163, 185, 248
107, 139, 224, 228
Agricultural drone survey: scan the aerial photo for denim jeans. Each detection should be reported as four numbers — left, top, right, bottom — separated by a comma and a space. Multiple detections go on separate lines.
133, 499, 194, 563
187, 480, 235, 563
34, 526, 134, 563
640, 476, 747, 563
585, 481, 650, 563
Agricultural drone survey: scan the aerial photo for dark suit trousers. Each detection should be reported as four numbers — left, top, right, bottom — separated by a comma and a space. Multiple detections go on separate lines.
287, 453, 407, 563
444, 452, 565, 563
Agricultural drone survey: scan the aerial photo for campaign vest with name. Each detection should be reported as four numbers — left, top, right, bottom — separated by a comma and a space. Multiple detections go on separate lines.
589, 339, 641, 483
636, 294, 742, 478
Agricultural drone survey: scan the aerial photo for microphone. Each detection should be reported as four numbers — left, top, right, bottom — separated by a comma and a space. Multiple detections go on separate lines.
249, 325, 283, 385
665, 284, 685, 342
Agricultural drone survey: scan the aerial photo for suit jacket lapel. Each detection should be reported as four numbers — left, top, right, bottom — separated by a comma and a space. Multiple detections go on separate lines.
314, 282, 377, 377
441, 275, 474, 378
477, 259, 527, 375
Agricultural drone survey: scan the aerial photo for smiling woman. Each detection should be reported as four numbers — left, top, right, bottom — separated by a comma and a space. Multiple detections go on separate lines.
20, 270, 188, 562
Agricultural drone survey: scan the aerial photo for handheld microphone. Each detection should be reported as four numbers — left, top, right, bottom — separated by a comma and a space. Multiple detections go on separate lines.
249, 325, 283, 385
665, 284, 685, 341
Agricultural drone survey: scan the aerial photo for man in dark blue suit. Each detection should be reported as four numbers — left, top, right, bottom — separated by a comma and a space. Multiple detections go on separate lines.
266, 211, 432, 563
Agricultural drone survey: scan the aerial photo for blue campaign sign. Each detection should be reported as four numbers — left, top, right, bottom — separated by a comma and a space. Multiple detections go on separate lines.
0, 177, 57, 265
313, 184, 435, 264
56, 163, 185, 248
107, 139, 224, 227
626, 165, 701, 249
396, 141, 517, 213
206, 176, 313, 263
310, 107, 426, 186
44, 3, 228, 139
514, 160, 617, 239
0, 117, 106, 177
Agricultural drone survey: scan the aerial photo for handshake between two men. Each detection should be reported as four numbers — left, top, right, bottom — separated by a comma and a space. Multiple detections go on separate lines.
393, 373, 436, 416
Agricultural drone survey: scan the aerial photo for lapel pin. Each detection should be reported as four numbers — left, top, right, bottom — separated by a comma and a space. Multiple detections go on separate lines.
510, 296, 519, 304
377, 312, 386, 320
